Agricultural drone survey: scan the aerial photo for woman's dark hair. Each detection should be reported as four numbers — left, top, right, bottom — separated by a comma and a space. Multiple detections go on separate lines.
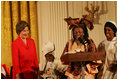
16, 21, 30, 35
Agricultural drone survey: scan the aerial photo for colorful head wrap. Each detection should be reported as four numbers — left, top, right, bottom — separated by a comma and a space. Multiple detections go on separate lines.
64, 15, 94, 31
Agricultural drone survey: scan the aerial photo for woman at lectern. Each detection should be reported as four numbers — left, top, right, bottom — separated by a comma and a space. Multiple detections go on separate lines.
61, 15, 102, 79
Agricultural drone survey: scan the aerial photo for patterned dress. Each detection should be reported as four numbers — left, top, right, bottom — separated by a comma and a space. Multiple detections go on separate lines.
62, 38, 101, 79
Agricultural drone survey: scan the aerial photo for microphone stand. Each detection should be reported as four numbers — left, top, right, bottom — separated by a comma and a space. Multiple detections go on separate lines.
78, 37, 86, 79
81, 44, 86, 79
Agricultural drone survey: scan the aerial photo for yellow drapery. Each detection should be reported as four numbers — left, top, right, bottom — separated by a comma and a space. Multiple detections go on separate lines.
1, 1, 39, 69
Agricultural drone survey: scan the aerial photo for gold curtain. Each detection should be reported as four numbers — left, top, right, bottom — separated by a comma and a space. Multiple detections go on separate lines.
1, 1, 39, 69
1, 1, 12, 69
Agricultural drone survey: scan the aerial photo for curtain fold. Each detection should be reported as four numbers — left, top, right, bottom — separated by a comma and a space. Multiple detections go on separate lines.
1, 1, 39, 69
20, 1, 29, 22
1, 1, 12, 69
29, 1, 39, 58
11, 1, 19, 40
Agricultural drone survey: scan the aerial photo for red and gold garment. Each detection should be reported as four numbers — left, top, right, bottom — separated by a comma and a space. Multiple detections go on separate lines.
62, 38, 102, 79
12, 37, 39, 79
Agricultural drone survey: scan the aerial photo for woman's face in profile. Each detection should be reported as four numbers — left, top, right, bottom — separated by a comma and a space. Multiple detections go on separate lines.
74, 27, 84, 40
19, 27, 29, 39
105, 27, 114, 41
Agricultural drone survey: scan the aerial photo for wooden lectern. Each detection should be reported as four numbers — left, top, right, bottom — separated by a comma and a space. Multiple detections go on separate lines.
60, 51, 105, 79
61, 51, 105, 63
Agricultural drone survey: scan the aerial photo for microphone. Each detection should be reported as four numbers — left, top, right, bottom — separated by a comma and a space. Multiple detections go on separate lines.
78, 37, 86, 53
78, 37, 85, 45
